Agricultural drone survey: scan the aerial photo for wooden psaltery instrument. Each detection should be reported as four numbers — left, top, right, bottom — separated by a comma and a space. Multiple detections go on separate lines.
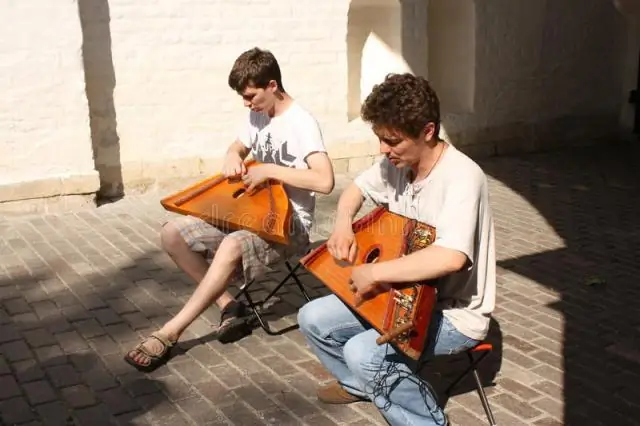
160, 160, 292, 245
300, 206, 438, 360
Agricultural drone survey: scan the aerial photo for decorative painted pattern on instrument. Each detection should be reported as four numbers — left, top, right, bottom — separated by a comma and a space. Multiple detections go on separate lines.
383, 219, 438, 356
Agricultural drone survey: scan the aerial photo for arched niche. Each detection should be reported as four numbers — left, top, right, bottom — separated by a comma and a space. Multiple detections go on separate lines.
427, 0, 476, 113
347, 0, 473, 120
347, 0, 411, 121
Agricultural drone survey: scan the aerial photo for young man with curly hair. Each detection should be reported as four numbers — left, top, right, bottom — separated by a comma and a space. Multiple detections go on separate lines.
124, 47, 335, 372
297, 73, 496, 425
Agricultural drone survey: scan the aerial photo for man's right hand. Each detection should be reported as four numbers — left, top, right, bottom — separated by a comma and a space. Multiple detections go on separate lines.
327, 226, 357, 263
222, 155, 247, 179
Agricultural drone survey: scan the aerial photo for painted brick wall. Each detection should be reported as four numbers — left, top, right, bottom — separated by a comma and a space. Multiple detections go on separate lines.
0, 1, 99, 199
102, 0, 371, 185
431, 0, 628, 157
0, 0, 635, 205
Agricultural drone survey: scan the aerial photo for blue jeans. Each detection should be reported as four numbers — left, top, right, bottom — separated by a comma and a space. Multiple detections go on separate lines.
298, 294, 479, 426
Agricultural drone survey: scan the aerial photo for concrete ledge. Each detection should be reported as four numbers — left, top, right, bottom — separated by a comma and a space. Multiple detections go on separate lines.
0, 194, 97, 217
119, 157, 226, 193
0, 171, 100, 204
446, 113, 621, 159
118, 138, 381, 192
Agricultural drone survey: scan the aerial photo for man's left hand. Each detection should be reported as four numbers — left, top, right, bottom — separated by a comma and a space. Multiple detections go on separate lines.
242, 164, 272, 192
349, 263, 390, 306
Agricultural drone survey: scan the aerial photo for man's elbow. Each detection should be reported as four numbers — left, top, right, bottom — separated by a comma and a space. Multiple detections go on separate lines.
312, 170, 334, 195
443, 250, 469, 274
316, 175, 335, 194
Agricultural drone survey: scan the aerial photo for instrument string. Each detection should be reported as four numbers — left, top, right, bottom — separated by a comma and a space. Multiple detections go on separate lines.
368, 346, 445, 425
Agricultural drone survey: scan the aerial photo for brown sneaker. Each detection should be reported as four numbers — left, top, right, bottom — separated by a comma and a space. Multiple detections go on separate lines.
316, 381, 368, 404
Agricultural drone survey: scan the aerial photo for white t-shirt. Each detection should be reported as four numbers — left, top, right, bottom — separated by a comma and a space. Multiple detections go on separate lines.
353, 143, 496, 341
237, 102, 327, 236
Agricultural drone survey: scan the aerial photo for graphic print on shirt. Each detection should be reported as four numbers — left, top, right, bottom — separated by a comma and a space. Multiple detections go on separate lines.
253, 132, 297, 168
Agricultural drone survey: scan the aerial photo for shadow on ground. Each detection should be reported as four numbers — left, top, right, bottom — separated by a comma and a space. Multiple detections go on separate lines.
0, 243, 289, 425
0, 258, 174, 425
482, 142, 640, 425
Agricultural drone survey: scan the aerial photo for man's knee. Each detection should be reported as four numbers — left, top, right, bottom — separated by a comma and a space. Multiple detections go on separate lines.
297, 298, 323, 336
215, 235, 243, 263
343, 332, 378, 383
160, 222, 188, 255
298, 295, 343, 338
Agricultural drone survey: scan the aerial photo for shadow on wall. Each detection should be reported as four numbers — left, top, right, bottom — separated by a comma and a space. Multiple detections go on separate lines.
77, 0, 124, 204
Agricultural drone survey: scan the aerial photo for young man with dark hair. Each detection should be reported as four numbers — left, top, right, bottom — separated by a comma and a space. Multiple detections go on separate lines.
125, 47, 335, 372
297, 73, 496, 425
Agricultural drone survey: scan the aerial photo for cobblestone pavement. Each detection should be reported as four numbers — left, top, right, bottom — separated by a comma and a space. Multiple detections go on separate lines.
0, 145, 639, 425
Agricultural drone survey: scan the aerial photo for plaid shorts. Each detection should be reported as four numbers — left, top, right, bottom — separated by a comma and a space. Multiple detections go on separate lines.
166, 215, 309, 284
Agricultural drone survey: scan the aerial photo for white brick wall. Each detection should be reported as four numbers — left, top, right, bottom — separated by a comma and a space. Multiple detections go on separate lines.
432, 0, 628, 155
106, 0, 355, 169
0, 0, 634, 203
0, 1, 98, 195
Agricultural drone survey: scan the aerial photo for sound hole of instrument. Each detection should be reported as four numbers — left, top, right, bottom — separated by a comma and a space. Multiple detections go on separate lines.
232, 188, 246, 199
364, 246, 381, 264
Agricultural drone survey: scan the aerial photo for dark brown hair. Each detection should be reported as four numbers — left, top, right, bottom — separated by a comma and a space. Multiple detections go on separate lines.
228, 47, 285, 93
361, 73, 440, 140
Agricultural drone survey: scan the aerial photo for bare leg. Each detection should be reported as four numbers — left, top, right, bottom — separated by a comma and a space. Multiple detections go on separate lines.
127, 224, 243, 366
159, 235, 242, 340
161, 222, 237, 310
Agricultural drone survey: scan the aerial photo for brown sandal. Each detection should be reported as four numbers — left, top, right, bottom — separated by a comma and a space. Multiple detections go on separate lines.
123, 331, 175, 372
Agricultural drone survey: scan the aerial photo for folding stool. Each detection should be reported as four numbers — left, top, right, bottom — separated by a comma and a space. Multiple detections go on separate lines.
233, 258, 312, 335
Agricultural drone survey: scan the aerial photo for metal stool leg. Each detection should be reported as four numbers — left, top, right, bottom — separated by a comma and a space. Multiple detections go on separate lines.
445, 345, 497, 426
233, 260, 311, 336
285, 261, 311, 302
468, 351, 497, 426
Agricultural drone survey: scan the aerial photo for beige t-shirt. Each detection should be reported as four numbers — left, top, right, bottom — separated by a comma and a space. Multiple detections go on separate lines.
353, 143, 496, 340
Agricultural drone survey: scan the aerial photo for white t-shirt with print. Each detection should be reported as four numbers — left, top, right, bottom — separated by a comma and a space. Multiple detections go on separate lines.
353, 143, 496, 341
237, 102, 327, 236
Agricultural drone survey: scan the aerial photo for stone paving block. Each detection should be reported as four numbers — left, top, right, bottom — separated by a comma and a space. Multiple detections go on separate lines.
231, 383, 277, 412
175, 396, 228, 425
13, 359, 46, 383
1, 340, 33, 362
0, 396, 36, 424
219, 400, 264, 425
46, 363, 83, 388
0, 374, 22, 400
0, 324, 21, 344
168, 358, 213, 385
61, 384, 98, 408
23, 328, 58, 348
22, 379, 57, 405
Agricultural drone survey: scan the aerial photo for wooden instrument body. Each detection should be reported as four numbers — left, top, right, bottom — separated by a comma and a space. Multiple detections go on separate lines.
300, 206, 438, 360
160, 160, 292, 245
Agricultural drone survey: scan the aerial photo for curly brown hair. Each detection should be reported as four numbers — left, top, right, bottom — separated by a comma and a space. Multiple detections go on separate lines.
228, 47, 285, 93
361, 73, 440, 140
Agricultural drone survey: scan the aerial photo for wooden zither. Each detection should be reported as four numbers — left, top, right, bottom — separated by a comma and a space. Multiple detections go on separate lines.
160, 160, 292, 245
300, 206, 438, 360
